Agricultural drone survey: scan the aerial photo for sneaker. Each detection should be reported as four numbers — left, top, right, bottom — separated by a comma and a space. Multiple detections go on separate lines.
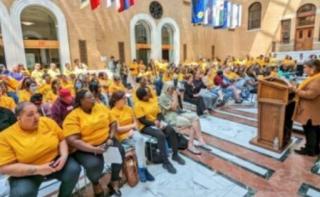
172, 154, 186, 165
145, 168, 155, 181
187, 146, 201, 155
163, 161, 177, 174
138, 168, 147, 182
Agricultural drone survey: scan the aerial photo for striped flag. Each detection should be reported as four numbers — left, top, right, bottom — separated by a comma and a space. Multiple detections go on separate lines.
105, 0, 112, 7
118, 0, 135, 12
80, 0, 90, 9
90, 0, 101, 10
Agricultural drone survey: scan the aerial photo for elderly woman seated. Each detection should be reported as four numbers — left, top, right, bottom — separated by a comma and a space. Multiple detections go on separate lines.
159, 83, 209, 154
0, 102, 80, 197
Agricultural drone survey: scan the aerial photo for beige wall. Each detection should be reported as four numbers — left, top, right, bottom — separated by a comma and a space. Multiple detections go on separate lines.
1, 0, 320, 69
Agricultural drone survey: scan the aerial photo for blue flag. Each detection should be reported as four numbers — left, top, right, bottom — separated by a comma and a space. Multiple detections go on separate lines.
192, 0, 206, 24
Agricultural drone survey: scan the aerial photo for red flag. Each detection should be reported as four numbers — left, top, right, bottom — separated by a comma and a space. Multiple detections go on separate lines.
129, 0, 135, 6
118, 0, 125, 12
90, 0, 101, 10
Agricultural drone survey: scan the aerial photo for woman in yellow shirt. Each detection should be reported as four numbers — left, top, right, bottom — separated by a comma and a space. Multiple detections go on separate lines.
0, 81, 16, 111
31, 63, 44, 84
110, 91, 155, 182
134, 87, 185, 174
0, 102, 80, 197
63, 89, 124, 196
109, 75, 126, 96
18, 78, 38, 102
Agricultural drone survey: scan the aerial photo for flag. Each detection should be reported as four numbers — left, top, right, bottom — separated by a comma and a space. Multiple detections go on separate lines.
192, 0, 206, 24
113, 0, 121, 10
118, 0, 135, 12
105, 0, 112, 7
203, 0, 213, 26
230, 3, 242, 28
213, 0, 227, 28
90, 0, 101, 10
80, 0, 90, 9
222, 1, 232, 29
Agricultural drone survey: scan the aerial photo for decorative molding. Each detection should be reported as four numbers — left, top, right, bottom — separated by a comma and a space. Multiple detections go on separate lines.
157, 17, 181, 65
0, 2, 17, 68
130, 13, 157, 61
10, 0, 71, 70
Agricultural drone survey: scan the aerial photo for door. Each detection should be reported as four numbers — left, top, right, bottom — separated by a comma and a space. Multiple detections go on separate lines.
295, 28, 313, 51
136, 49, 150, 65
162, 49, 169, 61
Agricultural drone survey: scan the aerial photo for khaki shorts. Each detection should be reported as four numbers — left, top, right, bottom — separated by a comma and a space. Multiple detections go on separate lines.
176, 112, 199, 128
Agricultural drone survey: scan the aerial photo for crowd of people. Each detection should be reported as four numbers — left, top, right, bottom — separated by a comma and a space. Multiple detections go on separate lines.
0, 53, 319, 197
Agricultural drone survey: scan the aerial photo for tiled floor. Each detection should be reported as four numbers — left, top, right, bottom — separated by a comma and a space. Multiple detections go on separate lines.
1, 104, 320, 197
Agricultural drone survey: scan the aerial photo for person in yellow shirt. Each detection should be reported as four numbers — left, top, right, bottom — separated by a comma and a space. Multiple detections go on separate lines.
129, 59, 139, 78
63, 63, 74, 77
109, 75, 126, 96
0, 102, 80, 197
31, 63, 44, 84
18, 78, 38, 102
134, 87, 185, 174
47, 63, 61, 79
132, 77, 158, 105
109, 91, 155, 182
42, 79, 60, 104
0, 81, 16, 111
63, 89, 124, 196
38, 74, 52, 96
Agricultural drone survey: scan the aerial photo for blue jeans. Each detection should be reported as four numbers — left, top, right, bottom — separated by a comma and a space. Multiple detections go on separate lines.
9, 157, 81, 197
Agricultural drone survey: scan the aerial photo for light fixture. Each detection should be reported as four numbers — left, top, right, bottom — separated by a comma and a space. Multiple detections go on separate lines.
21, 21, 34, 26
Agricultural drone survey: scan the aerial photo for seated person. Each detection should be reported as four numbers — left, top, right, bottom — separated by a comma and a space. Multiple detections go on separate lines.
0, 102, 80, 197
214, 70, 242, 103
30, 93, 52, 117
0, 81, 16, 111
51, 88, 74, 127
134, 87, 185, 174
18, 77, 38, 102
109, 91, 155, 182
183, 74, 207, 116
63, 89, 125, 197
159, 83, 208, 155
109, 75, 126, 96
89, 79, 108, 105
0, 107, 16, 131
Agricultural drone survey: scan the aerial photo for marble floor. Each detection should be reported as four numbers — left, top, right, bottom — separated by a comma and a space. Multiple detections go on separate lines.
1, 104, 320, 197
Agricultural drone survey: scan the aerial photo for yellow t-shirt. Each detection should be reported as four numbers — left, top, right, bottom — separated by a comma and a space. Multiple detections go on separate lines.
134, 100, 160, 129
225, 72, 239, 81
111, 105, 134, 142
38, 83, 51, 97
31, 70, 44, 84
48, 69, 61, 79
4, 77, 19, 92
63, 103, 113, 146
18, 89, 32, 102
43, 90, 58, 104
109, 82, 126, 95
129, 63, 139, 77
0, 117, 64, 166
0, 95, 16, 111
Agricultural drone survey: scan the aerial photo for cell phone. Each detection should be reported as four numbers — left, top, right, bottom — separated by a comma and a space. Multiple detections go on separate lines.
49, 157, 59, 168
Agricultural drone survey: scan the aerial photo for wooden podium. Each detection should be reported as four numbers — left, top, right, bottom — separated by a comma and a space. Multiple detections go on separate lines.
250, 77, 296, 152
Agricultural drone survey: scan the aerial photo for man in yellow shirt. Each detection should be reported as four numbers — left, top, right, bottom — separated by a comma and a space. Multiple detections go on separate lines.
0, 102, 79, 197
134, 87, 185, 174
47, 63, 61, 79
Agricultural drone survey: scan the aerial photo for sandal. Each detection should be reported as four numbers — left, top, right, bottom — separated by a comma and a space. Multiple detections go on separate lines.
188, 146, 201, 155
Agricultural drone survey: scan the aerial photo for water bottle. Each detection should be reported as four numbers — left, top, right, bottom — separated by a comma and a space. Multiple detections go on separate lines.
273, 137, 279, 149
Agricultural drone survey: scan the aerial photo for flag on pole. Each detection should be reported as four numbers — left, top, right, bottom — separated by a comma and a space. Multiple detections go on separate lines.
113, 0, 121, 10
80, 0, 90, 9
118, 0, 135, 12
192, 0, 206, 24
105, 0, 112, 7
230, 3, 242, 28
222, 1, 232, 29
90, 0, 101, 10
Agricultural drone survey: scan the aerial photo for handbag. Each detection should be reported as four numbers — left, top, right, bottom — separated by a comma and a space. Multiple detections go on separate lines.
176, 133, 188, 150
123, 152, 139, 187
145, 141, 164, 164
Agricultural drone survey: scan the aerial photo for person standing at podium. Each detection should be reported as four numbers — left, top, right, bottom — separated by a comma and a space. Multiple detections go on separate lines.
292, 59, 320, 156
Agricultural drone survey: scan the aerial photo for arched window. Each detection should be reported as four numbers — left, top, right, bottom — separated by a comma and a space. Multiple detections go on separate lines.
21, 6, 60, 69
161, 24, 174, 62
248, 2, 262, 30
295, 4, 316, 50
135, 21, 151, 65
